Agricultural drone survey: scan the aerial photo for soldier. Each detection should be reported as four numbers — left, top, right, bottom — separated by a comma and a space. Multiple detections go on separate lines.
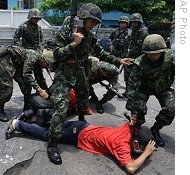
47, 3, 133, 165
108, 16, 130, 64
13, 8, 48, 92
122, 13, 149, 97
89, 57, 120, 114
0, 45, 52, 122
126, 34, 175, 147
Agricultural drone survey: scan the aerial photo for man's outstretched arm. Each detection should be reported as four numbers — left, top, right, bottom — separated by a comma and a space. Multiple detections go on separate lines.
125, 140, 156, 174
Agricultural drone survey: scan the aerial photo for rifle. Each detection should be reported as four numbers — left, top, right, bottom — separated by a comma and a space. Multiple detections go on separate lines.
99, 81, 128, 101
68, 0, 83, 37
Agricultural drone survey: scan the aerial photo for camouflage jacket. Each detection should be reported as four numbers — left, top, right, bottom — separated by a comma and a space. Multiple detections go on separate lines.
108, 28, 130, 57
90, 60, 119, 86
127, 49, 175, 98
0, 45, 43, 90
13, 20, 44, 50
128, 26, 149, 58
53, 30, 121, 86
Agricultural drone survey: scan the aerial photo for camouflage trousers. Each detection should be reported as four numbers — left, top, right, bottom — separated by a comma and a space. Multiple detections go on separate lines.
123, 64, 132, 88
0, 65, 13, 107
49, 79, 89, 140
126, 88, 175, 127
0, 68, 32, 110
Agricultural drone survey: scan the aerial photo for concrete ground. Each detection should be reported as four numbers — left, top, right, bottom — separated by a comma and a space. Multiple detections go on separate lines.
0, 71, 175, 175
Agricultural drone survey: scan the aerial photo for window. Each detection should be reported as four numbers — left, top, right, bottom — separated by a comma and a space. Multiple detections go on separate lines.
17, 0, 24, 9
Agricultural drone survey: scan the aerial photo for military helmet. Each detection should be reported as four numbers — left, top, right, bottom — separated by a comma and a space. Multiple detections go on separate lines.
118, 16, 129, 24
142, 34, 167, 54
77, 3, 102, 23
27, 8, 42, 20
130, 13, 143, 23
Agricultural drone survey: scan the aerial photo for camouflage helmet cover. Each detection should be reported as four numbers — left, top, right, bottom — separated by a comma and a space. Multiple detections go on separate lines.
89, 56, 100, 72
130, 13, 143, 23
142, 34, 167, 54
42, 49, 55, 64
77, 3, 102, 23
118, 16, 129, 24
27, 8, 42, 20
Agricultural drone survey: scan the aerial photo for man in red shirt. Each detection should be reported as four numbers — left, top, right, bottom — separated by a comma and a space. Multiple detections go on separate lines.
5, 116, 155, 174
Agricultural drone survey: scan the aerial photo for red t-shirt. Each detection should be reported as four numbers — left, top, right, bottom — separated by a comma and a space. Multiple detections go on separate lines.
77, 123, 135, 166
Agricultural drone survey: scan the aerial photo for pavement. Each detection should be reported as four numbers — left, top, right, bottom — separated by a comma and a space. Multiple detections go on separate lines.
0, 71, 175, 175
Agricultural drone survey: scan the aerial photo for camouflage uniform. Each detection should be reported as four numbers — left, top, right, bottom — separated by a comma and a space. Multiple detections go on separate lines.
124, 13, 149, 94
89, 58, 120, 113
0, 45, 50, 120
49, 5, 121, 140
108, 16, 130, 64
13, 8, 48, 90
126, 34, 175, 147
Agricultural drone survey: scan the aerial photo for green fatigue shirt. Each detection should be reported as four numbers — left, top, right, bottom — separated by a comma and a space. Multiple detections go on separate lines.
128, 26, 149, 58
13, 20, 44, 50
108, 28, 131, 58
90, 59, 119, 86
53, 30, 122, 86
23, 49, 43, 90
127, 49, 175, 115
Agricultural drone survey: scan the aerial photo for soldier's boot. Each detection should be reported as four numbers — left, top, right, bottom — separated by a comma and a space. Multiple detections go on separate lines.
78, 112, 86, 121
47, 139, 62, 165
23, 96, 31, 111
89, 86, 99, 103
96, 98, 107, 114
150, 122, 165, 147
0, 104, 9, 122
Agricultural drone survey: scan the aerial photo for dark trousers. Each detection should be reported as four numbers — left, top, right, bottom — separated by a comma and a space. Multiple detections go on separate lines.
16, 120, 90, 145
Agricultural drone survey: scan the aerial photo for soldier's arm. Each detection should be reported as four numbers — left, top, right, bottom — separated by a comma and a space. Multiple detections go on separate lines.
13, 24, 27, 44
23, 50, 41, 91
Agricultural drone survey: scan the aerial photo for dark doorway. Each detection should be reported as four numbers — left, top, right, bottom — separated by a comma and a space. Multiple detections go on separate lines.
0, 0, 8, 9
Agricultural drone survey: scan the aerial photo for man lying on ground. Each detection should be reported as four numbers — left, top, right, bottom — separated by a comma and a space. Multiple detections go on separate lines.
5, 115, 156, 174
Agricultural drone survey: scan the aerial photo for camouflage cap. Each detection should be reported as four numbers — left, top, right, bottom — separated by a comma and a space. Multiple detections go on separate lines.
77, 3, 102, 23
142, 34, 167, 54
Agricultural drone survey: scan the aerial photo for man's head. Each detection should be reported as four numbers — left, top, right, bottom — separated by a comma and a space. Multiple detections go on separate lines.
118, 16, 129, 29
77, 3, 102, 32
132, 126, 154, 154
142, 34, 167, 62
40, 49, 55, 69
129, 13, 143, 28
27, 8, 42, 25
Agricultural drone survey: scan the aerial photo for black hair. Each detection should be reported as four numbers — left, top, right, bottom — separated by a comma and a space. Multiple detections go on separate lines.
138, 126, 154, 146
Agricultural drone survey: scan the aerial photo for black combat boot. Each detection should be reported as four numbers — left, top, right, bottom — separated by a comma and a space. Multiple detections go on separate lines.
78, 112, 86, 121
96, 98, 107, 114
47, 139, 62, 165
23, 95, 31, 111
0, 105, 9, 122
89, 86, 99, 103
150, 122, 165, 147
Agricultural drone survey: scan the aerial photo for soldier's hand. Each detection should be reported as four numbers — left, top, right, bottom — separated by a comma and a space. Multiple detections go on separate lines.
37, 87, 49, 100
129, 114, 137, 126
120, 58, 134, 65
